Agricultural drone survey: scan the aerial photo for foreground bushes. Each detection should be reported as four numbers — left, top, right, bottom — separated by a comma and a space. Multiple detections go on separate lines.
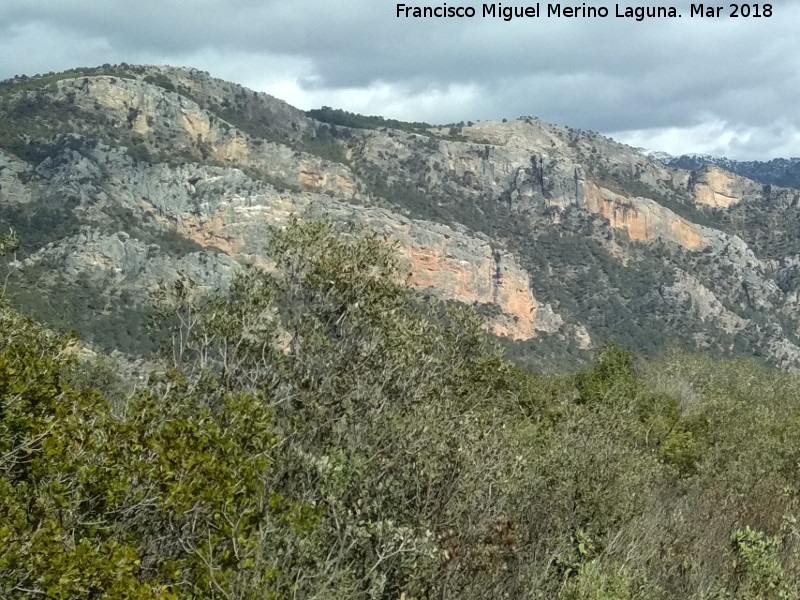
3, 220, 800, 598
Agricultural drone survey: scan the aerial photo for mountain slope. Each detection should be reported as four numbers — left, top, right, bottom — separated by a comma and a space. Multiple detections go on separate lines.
2, 64, 800, 369
666, 152, 800, 190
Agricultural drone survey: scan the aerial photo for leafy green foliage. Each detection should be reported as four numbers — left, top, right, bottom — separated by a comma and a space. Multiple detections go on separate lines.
143, 74, 176, 93
6, 221, 800, 599
0, 229, 19, 256
730, 526, 794, 600
556, 562, 633, 600
0, 302, 314, 598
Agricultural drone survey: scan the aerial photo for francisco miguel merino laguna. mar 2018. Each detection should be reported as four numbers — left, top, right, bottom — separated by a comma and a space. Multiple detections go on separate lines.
396, 2, 773, 20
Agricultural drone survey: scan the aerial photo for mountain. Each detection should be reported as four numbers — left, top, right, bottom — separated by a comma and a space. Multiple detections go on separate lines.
664, 153, 800, 190
3, 64, 800, 370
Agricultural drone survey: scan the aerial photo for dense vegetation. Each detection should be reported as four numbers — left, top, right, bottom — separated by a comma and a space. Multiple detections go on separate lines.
3, 220, 800, 598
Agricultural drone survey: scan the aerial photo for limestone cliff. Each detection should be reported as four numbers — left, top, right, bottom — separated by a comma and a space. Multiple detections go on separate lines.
51, 76, 359, 200
686, 165, 775, 208
9, 138, 552, 343
582, 182, 708, 249
389, 225, 550, 340
6, 65, 800, 369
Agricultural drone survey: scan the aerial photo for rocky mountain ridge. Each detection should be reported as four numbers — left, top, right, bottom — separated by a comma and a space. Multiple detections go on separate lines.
2, 64, 800, 369
664, 152, 800, 190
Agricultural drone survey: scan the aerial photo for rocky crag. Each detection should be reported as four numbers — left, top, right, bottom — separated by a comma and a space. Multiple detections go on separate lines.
2, 65, 800, 369
665, 152, 800, 191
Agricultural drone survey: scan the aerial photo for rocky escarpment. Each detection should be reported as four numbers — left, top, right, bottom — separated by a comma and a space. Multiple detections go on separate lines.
0, 152, 32, 205
51, 76, 358, 200
389, 223, 556, 340
666, 153, 800, 190
582, 183, 708, 250
346, 109, 800, 367
688, 165, 772, 208
359, 118, 711, 252
6, 65, 800, 368
2, 138, 557, 344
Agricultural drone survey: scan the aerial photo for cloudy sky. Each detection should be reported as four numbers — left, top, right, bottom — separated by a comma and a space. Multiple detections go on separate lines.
2, 0, 800, 159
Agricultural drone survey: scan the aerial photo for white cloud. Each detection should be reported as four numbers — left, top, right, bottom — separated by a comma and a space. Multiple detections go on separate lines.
612, 120, 748, 158
613, 119, 800, 161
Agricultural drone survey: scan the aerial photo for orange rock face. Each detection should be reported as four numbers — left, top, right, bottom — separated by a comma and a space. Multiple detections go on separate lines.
298, 162, 357, 195
692, 167, 740, 208
397, 242, 539, 341
583, 181, 708, 250
141, 199, 242, 255
142, 191, 543, 341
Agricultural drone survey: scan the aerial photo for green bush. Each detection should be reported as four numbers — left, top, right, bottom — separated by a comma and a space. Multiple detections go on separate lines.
5, 220, 800, 598
731, 526, 794, 600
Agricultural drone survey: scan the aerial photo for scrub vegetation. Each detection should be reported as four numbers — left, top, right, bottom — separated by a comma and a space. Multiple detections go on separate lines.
3, 221, 800, 599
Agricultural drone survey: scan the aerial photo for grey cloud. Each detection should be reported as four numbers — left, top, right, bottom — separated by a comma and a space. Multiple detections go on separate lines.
2, 0, 800, 159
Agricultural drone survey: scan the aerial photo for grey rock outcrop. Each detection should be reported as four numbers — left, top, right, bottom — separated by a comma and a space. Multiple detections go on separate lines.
5, 65, 800, 368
